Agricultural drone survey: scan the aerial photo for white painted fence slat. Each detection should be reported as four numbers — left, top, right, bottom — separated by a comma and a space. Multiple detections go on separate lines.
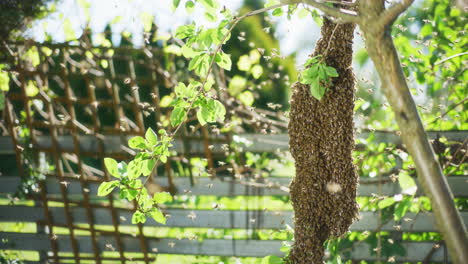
0, 175, 466, 197
0, 232, 450, 261
1, 206, 466, 232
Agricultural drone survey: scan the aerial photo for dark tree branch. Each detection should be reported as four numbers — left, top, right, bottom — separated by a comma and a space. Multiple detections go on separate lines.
292, 0, 360, 23
379, 0, 415, 26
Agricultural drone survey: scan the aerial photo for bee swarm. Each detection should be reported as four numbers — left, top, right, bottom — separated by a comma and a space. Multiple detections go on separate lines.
287, 18, 359, 264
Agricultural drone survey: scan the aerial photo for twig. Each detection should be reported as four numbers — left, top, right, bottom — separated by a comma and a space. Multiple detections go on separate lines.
434, 52, 468, 66
299, 0, 360, 23
430, 97, 468, 124
378, 0, 415, 27
133, 3, 290, 209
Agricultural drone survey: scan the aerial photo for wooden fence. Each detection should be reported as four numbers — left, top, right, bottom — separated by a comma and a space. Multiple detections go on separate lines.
0, 132, 467, 263
0, 41, 466, 263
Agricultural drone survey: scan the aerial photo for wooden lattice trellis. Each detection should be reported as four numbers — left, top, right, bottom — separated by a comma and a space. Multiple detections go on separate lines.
0, 40, 467, 264
1, 40, 285, 263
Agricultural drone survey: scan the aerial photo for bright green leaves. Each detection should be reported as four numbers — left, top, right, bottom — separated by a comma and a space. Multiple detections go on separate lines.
236, 50, 263, 79
128, 136, 146, 150
131, 191, 172, 224
299, 56, 339, 100
264, 0, 283, 17
140, 12, 154, 32
189, 53, 210, 77
378, 197, 396, 209
172, 0, 181, 11
215, 52, 232, 71
196, 98, 226, 126
127, 160, 143, 180
1, 66, 10, 110
97, 180, 119, 196
175, 82, 198, 100
132, 210, 146, 224
172, 80, 226, 127
142, 159, 156, 176
154, 192, 173, 204
0, 68, 9, 92
175, 24, 196, 39
261, 255, 283, 264
170, 107, 186, 127
25, 81, 39, 97
185, 1, 195, 13
251, 65, 263, 79
104, 158, 120, 178
237, 55, 252, 71
150, 209, 167, 224
398, 171, 417, 195
145, 128, 158, 147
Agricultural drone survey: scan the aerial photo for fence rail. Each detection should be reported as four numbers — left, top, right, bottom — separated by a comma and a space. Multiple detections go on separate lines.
1, 131, 466, 155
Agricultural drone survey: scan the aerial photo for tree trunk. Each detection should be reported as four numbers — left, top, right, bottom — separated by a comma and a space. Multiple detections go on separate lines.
287, 18, 358, 264
361, 22, 468, 264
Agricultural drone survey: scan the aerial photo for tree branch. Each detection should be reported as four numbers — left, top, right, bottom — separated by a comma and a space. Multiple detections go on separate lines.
292, 0, 360, 23
379, 0, 414, 26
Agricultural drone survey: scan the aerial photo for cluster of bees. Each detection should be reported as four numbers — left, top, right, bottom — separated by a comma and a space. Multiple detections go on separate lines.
286, 18, 359, 264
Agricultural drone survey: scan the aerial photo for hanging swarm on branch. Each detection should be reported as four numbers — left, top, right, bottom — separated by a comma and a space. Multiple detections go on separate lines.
287, 18, 358, 264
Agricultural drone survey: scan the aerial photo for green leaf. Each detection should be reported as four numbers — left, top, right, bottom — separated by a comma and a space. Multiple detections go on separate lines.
309, 77, 325, 100
181, 45, 199, 58
261, 255, 283, 264
213, 100, 226, 121
150, 209, 166, 224
272, 8, 283, 17
297, 8, 309, 19
204, 78, 215, 91
355, 48, 369, 67
198, 99, 225, 124
378, 197, 395, 209
128, 136, 146, 149
228, 75, 246, 96
24, 47, 40, 67
216, 52, 232, 71
185, 0, 195, 13
237, 55, 252, 72
140, 12, 154, 32
164, 44, 182, 56
97, 180, 119, 196
25, 81, 39, 97
264, 0, 280, 8
398, 172, 417, 195
170, 107, 186, 127
238, 91, 254, 106
394, 196, 412, 221
127, 160, 142, 180
0, 93, 4, 111
175, 24, 196, 39
142, 159, 156, 176
204, 11, 217, 22
172, 0, 181, 11
104, 158, 120, 178
63, 18, 76, 41
199, 0, 218, 9
0, 70, 10, 92
197, 110, 207, 126
153, 192, 173, 204
119, 186, 138, 201
251, 64, 263, 79
325, 66, 339, 77
145, 128, 158, 147
132, 211, 146, 224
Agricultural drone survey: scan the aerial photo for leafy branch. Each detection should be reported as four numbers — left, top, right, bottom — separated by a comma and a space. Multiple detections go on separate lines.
97, 0, 289, 225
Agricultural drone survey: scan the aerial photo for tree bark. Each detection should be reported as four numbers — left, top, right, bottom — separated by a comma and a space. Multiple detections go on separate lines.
359, 1, 468, 263
287, 18, 358, 264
